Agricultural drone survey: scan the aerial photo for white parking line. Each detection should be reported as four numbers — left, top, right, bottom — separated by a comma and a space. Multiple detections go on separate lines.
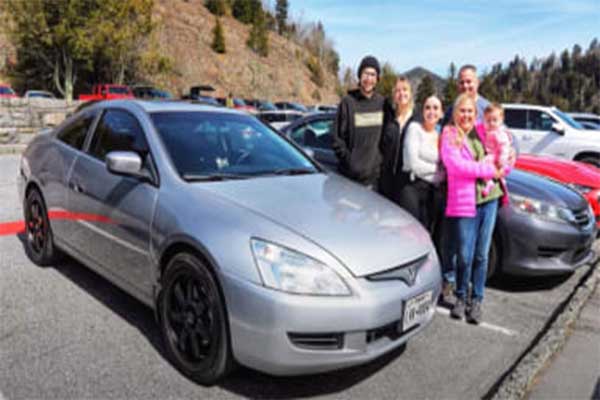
436, 307, 519, 337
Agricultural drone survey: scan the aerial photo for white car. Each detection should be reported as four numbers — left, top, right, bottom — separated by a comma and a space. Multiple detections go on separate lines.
503, 103, 600, 168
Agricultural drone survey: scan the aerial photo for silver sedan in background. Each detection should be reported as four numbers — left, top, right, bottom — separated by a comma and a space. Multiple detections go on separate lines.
18, 100, 441, 384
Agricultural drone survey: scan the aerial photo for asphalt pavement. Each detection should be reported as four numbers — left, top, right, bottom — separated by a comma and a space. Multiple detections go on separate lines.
0, 153, 598, 400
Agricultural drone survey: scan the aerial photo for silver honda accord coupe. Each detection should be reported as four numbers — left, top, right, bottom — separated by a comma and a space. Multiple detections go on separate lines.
18, 100, 441, 384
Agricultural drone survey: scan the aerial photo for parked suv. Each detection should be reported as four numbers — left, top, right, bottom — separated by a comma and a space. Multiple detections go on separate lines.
503, 104, 600, 167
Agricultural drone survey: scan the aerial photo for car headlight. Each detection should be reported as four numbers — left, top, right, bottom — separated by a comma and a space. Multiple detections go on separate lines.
510, 194, 574, 224
250, 239, 351, 296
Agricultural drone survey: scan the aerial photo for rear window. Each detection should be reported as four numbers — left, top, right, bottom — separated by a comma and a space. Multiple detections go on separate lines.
108, 87, 130, 94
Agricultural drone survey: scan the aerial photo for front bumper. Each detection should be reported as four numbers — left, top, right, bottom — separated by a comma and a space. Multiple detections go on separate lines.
499, 207, 597, 276
221, 261, 441, 376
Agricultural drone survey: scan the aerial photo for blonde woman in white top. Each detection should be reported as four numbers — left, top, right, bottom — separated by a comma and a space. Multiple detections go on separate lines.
397, 95, 444, 232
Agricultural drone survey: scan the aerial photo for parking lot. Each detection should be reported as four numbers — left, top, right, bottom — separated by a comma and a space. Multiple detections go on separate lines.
0, 153, 598, 399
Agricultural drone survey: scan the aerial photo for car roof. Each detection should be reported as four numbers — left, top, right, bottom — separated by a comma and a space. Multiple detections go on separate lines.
568, 112, 600, 118
97, 99, 243, 115
502, 103, 556, 110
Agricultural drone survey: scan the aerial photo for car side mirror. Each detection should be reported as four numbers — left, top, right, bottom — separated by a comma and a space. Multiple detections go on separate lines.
106, 151, 144, 178
551, 122, 565, 135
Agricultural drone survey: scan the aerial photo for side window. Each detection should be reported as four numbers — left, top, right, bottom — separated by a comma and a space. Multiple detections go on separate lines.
504, 109, 527, 129
56, 113, 96, 150
289, 119, 333, 149
88, 109, 149, 161
527, 110, 555, 131
305, 119, 333, 149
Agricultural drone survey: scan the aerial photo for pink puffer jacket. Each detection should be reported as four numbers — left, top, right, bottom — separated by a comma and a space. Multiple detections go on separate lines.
440, 125, 509, 217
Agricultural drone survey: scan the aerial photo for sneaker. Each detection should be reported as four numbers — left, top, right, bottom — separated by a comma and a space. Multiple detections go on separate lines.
438, 282, 455, 307
467, 301, 483, 325
450, 299, 465, 319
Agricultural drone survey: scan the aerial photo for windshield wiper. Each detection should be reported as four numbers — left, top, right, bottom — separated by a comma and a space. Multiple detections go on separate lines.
269, 168, 317, 176
182, 173, 250, 182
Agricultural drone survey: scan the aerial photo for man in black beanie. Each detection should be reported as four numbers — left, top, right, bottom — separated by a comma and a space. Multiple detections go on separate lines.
332, 55, 385, 188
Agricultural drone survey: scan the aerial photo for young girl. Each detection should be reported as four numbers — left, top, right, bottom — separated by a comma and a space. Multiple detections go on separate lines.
480, 103, 513, 197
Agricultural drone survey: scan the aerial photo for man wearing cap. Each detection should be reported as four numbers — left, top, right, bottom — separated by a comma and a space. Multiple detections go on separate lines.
332, 55, 385, 188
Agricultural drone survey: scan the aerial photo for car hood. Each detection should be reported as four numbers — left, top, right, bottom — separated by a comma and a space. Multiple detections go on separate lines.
516, 154, 600, 189
201, 173, 432, 277
507, 169, 587, 210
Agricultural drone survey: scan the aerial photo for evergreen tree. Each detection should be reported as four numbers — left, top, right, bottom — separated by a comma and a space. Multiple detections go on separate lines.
375, 62, 396, 98
415, 75, 436, 110
275, 0, 288, 35
205, 0, 227, 16
211, 17, 226, 54
443, 62, 458, 107
247, 8, 268, 57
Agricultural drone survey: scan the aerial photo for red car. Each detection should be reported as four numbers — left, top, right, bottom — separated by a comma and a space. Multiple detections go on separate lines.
79, 84, 134, 101
0, 84, 18, 98
516, 154, 600, 228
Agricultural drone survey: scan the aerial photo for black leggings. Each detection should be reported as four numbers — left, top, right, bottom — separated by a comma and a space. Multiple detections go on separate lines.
397, 179, 443, 233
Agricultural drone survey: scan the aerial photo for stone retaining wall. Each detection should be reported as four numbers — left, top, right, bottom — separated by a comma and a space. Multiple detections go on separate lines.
0, 98, 80, 144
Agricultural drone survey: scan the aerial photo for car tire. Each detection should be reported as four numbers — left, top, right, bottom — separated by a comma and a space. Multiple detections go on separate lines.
158, 252, 233, 385
487, 236, 500, 280
576, 155, 600, 169
23, 188, 60, 266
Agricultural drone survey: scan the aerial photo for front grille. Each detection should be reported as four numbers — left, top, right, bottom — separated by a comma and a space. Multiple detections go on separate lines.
366, 253, 428, 286
573, 208, 591, 228
537, 246, 565, 258
288, 332, 344, 350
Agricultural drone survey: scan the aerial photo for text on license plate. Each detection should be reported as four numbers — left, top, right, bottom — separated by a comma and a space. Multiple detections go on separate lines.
403, 290, 433, 332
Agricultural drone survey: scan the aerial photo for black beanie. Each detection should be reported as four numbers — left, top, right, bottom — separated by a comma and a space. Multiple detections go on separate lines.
358, 56, 381, 79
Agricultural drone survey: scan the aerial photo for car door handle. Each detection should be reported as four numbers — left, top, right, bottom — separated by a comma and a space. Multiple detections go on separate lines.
69, 182, 85, 193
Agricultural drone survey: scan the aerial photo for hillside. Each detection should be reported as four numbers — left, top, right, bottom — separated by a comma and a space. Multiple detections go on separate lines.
403, 67, 446, 96
150, 0, 339, 103
0, 0, 340, 103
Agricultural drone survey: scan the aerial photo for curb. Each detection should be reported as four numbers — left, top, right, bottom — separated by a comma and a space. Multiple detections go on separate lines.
487, 258, 600, 400
0, 145, 26, 155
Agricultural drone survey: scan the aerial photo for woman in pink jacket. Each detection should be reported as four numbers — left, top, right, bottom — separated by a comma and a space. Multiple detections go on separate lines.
440, 93, 508, 324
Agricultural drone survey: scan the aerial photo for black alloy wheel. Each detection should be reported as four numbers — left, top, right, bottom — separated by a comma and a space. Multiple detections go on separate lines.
24, 189, 58, 266
158, 253, 232, 385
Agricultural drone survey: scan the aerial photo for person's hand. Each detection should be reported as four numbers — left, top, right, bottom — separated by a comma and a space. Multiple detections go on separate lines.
508, 148, 517, 166
495, 167, 504, 179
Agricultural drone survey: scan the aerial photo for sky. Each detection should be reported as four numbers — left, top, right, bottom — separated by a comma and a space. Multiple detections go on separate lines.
289, 0, 600, 77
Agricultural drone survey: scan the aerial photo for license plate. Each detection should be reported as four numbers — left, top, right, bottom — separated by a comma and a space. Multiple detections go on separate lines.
402, 290, 433, 332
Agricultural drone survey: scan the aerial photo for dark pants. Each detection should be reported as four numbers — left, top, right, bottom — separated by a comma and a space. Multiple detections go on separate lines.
397, 178, 441, 233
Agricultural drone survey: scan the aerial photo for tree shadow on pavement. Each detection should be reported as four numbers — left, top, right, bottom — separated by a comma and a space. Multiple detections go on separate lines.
487, 272, 573, 292
17, 233, 407, 396
219, 344, 406, 399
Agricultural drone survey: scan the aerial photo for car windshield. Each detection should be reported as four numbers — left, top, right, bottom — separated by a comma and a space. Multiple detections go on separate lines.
0, 86, 15, 95
553, 109, 584, 130
233, 98, 247, 106
108, 86, 130, 94
151, 112, 318, 179
291, 103, 308, 112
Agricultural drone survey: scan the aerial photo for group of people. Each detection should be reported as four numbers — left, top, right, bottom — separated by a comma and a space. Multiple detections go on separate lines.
333, 56, 515, 324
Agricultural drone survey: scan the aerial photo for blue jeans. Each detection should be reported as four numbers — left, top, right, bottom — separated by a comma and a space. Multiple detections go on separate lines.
450, 199, 499, 302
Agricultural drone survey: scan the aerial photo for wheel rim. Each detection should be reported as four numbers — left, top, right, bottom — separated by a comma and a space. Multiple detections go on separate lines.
165, 268, 219, 368
25, 196, 47, 256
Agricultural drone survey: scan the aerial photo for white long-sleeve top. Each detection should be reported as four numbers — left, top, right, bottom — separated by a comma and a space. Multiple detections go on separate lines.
402, 121, 441, 184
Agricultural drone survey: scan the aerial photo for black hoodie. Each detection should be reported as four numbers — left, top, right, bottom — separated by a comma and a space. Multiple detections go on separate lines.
332, 89, 385, 185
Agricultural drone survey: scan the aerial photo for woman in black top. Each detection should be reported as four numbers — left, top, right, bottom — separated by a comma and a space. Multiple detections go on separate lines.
379, 76, 415, 203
